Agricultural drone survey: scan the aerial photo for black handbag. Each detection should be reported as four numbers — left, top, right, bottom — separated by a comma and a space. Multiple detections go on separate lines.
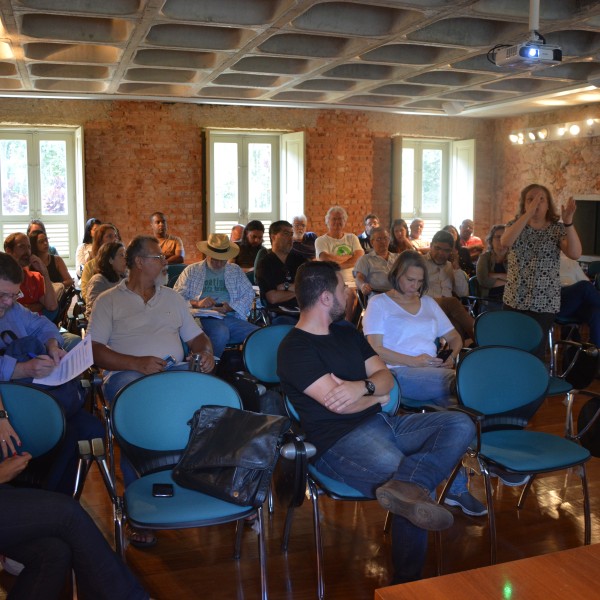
172, 405, 290, 508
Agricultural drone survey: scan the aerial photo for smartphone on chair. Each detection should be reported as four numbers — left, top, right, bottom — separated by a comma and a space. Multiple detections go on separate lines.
152, 483, 174, 497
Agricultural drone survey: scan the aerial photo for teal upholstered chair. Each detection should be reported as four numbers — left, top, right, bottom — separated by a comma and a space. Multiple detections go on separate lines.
474, 310, 574, 428
0, 382, 65, 489
450, 346, 591, 564
279, 378, 400, 600
103, 370, 271, 599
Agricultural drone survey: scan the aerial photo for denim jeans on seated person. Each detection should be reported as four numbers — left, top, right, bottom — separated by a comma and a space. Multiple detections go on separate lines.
390, 365, 455, 407
14, 377, 104, 495
389, 365, 469, 496
315, 410, 475, 583
558, 280, 600, 346
199, 315, 259, 358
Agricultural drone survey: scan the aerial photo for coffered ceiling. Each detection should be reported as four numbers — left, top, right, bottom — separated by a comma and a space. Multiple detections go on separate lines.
1, 0, 600, 117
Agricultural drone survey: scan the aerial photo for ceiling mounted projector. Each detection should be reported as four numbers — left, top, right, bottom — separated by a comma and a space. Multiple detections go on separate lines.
488, 0, 562, 68
493, 42, 562, 67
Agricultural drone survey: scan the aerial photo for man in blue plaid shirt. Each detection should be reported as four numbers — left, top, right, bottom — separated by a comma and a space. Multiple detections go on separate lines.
174, 233, 258, 357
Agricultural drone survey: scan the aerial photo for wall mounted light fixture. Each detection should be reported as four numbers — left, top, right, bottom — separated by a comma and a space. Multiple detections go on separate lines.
508, 117, 599, 144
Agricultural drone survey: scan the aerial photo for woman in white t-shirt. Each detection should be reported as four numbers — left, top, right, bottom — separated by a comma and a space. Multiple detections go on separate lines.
363, 250, 488, 516
363, 250, 462, 406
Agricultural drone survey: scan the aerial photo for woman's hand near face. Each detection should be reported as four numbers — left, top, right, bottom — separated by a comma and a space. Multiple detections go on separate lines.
524, 195, 544, 220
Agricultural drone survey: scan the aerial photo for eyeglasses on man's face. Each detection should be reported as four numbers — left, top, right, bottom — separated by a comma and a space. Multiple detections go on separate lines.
0, 290, 24, 302
142, 254, 167, 262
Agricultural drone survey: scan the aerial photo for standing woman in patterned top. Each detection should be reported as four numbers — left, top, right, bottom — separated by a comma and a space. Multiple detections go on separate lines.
501, 184, 581, 360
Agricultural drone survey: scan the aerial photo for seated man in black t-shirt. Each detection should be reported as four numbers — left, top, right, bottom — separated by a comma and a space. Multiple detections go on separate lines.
255, 220, 307, 324
277, 261, 475, 585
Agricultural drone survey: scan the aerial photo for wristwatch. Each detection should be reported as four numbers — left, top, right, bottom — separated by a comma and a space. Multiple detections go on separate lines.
283, 282, 290, 291
364, 380, 375, 396
0, 410, 8, 419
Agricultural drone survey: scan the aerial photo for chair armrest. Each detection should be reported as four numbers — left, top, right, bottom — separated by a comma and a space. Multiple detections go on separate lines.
280, 440, 317, 460
274, 435, 315, 509
90, 437, 118, 502
448, 404, 485, 421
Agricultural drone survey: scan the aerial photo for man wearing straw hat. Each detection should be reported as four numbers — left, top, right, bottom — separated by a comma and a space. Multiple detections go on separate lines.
174, 233, 259, 358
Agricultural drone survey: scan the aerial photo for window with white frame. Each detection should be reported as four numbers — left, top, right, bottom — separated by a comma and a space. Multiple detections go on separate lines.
392, 137, 475, 243
207, 130, 304, 246
0, 127, 84, 267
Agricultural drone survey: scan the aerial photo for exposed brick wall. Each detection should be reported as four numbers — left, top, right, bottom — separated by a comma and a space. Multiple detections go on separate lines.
84, 103, 203, 260
372, 135, 393, 227
493, 105, 600, 225
305, 111, 375, 235
0, 98, 495, 262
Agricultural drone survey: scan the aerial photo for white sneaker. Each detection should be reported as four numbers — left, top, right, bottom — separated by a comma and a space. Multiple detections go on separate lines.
0, 555, 24, 576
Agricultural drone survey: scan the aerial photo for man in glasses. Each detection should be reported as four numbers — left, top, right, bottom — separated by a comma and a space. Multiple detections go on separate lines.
89, 235, 215, 405
0, 252, 103, 494
424, 230, 474, 344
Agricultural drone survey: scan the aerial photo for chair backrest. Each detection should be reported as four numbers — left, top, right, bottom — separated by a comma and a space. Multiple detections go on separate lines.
468, 275, 480, 297
0, 383, 65, 457
112, 371, 241, 453
586, 260, 600, 279
166, 264, 187, 288
54, 284, 77, 327
243, 324, 294, 384
474, 310, 543, 352
456, 346, 548, 417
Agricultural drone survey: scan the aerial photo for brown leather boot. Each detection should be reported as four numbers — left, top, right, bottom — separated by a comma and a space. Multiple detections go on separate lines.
375, 480, 453, 531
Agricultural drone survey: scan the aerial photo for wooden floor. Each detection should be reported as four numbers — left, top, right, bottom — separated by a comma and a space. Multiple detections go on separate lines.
2, 386, 600, 600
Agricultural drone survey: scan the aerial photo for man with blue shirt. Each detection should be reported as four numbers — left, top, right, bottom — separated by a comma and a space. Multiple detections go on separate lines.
174, 233, 258, 358
0, 252, 103, 494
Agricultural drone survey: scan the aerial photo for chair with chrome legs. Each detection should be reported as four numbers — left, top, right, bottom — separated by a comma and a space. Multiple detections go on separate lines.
276, 378, 400, 600
92, 370, 273, 600
442, 346, 591, 565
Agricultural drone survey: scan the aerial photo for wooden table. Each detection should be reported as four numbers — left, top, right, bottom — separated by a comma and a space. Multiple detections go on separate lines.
375, 544, 600, 599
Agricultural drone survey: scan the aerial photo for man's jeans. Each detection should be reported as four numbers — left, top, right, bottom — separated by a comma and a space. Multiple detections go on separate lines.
559, 280, 600, 346
315, 410, 475, 583
199, 315, 259, 358
390, 366, 468, 496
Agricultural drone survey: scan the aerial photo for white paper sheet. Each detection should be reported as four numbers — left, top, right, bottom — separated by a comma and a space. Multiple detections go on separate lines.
32, 334, 94, 386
